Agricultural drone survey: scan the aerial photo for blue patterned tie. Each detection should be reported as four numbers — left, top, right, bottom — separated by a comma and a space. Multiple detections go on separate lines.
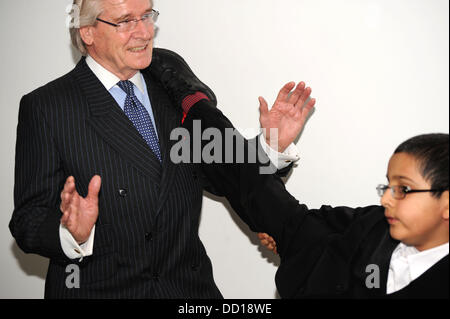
118, 80, 162, 162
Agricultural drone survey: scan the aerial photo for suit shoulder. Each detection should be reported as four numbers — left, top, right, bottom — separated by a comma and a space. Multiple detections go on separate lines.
309, 204, 384, 234
350, 205, 385, 224
350, 205, 386, 234
316, 204, 383, 218
354, 205, 384, 215
20, 65, 84, 117
25, 67, 78, 100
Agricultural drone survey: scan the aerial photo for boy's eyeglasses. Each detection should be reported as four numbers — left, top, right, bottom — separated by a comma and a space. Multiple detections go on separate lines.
376, 184, 446, 200
96, 9, 159, 33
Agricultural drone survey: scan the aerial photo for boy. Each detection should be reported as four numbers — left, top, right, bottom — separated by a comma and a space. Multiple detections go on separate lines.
259, 133, 449, 298
149, 52, 448, 298
186, 103, 448, 298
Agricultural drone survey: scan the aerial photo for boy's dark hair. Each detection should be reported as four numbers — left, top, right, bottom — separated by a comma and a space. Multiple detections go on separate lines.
395, 133, 449, 198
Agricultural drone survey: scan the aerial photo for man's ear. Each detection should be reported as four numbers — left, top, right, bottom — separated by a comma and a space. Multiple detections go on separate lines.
79, 26, 94, 46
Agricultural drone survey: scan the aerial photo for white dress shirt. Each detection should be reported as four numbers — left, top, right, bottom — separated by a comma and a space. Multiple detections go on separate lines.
60, 56, 301, 260
386, 242, 449, 294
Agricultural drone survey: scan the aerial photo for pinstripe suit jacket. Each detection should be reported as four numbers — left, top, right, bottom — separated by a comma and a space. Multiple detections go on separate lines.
10, 57, 222, 299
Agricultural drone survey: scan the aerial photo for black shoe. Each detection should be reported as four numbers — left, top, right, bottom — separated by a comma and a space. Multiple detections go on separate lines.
147, 48, 217, 108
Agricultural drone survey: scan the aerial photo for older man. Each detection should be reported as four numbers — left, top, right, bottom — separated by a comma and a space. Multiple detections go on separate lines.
10, 0, 297, 298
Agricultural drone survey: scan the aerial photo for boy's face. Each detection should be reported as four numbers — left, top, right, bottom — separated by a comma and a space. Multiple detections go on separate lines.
381, 152, 449, 251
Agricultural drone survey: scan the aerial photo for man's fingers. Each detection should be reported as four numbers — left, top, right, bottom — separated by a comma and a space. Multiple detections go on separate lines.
70, 192, 80, 210
299, 98, 316, 121
304, 98, 316, 112
288, 82, 306, 106
60, 209, 76, 227
297, 87, 312, 107
275, 82, 296, 102
60, 191, 72, 212
63, 176, 76, 193
61, 176, 76, 208
60, 191, 79, 225
259, 96, 270, 130
87, 175, 102, 202
258, 97, 269, 116
60, 210, 69, 226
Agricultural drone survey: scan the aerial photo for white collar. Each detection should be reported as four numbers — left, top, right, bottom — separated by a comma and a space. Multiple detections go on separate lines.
85, 55, 146, 94
392, 241, 449, 280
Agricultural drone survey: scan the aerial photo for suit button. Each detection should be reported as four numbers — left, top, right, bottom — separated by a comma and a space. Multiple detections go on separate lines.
191, 264, 199, 272
118, 189, 128, 197
192, 172, 198, 180
153, 272, 160, 280
145, 232, 153, 241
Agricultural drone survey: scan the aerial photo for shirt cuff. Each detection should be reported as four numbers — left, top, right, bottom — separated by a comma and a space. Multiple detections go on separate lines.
59, 224, 95, 261
259, 134, 300, 170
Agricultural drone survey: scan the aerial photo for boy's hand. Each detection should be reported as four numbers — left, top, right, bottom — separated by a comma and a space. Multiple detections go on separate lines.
258, 232, 278, 255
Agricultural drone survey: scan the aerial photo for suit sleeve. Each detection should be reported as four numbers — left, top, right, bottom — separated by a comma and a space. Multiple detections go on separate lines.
183, 101, 366, 257
200, 135, 294, 196
9, 93, 69, 262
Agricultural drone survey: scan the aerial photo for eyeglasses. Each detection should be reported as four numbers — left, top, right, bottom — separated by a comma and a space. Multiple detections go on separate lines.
96, 9, 159, 32
376, 184, 446, 200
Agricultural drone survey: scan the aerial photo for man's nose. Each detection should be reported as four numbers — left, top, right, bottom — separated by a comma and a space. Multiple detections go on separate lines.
132, 19, 154, 39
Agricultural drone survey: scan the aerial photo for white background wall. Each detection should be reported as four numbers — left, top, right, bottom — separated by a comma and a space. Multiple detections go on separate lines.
0, 0, 448, 299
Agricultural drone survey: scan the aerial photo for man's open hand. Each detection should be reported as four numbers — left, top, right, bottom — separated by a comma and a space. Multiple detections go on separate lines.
259, 82, 316, 152
60, 175, 101, 244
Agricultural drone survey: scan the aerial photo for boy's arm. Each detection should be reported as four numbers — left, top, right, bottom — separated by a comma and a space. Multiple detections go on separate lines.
183, 83, 375, 256
182, 82, 317, 255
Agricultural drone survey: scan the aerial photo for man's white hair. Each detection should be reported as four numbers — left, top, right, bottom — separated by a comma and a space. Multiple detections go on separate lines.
68, 0, 154, 56
69, 0, 104, 56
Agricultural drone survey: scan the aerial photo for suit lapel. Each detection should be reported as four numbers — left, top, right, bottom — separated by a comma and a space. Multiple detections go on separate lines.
73, 58, 163, 182
73, 58, 184, 216
142, 72, 183, 215
368, 229, 399, 296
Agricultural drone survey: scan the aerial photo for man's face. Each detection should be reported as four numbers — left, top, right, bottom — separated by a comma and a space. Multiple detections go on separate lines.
84, 0, 155, 80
